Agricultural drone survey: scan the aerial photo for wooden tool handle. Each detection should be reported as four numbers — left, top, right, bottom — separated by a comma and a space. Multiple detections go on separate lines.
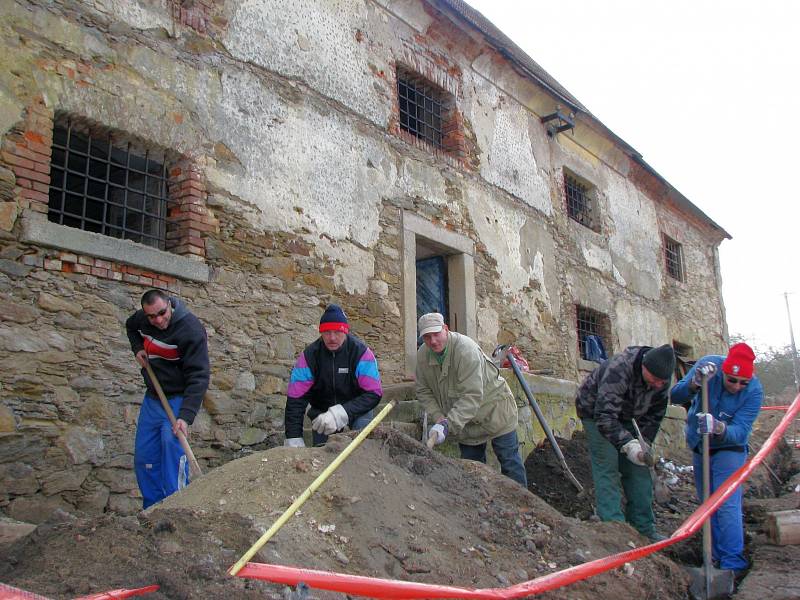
426, 431, 438, 449
143, 361, 203, 478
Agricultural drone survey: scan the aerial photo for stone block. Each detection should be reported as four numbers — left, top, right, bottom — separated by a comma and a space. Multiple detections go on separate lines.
6, 495, 73, 524
0, 462, 39, 495
107, 493, 141, 516
238, 427, 267, 446
37, 291, 83, 316
0, 516, 37, 545
41, 466, 90, 496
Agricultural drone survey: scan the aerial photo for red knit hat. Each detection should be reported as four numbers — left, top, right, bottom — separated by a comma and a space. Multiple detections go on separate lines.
721, 342, 756, 379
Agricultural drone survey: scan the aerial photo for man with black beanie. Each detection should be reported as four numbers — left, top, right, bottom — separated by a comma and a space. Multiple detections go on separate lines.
575, 343, 675, 541
284, 304, 383, 447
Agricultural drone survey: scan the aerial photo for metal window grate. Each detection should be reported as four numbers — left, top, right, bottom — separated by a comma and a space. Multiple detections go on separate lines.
664, 235, 684, 281
398, 69, 444, 149
47, 122, 170, 250
565, 174, 594, 229
576, 305, 608, 360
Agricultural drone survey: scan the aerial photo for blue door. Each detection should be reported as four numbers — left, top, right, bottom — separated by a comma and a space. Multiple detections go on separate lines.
416, 256, 448, 332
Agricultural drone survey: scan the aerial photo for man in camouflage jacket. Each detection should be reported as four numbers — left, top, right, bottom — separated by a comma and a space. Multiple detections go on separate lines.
575, 344, 675, 540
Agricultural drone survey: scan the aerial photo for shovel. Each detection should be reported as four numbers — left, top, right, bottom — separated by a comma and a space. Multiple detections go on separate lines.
143, 360, 203, 479
687, 374, 734, 600
493, 344, 584, 495
631, 418, 670, 504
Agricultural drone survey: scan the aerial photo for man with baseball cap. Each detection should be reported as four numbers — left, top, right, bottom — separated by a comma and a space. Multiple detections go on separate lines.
415, 312, 527, 487
671, 342, 762, 576
575, 343, 676, 540
284, 304, 383, 447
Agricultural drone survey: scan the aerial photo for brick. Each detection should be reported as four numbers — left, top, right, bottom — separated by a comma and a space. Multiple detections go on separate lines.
122, 273, 140, 284
94, 259, 112, 269
139, 276, 153, 286
72, 263, 91, 274
19, 188, 49, 204
12, 166, 50, 185
58, 252, 78, 263
32, 161, 51, 174
32, 181, 50, 193
78, 256, 94, 266
44, 258, 62, 270
109, 270, 123, 281
6, 144, 51, 164
1, 151, 35, 170
90, 267, 108, 278
25, 140, 53, 157
21, 254, 43, 267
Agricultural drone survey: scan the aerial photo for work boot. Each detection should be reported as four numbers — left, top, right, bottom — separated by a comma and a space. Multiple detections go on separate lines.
646, 532, 667, 542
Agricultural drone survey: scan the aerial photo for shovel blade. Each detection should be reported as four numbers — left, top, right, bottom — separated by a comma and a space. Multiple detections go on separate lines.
687, 566, 734, 600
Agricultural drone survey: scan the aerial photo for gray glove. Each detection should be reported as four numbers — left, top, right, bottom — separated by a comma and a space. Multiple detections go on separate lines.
311, 404, 349, 435
621, 439, 647, 466
692, 362, 717, 387
697, 412, 726, 436
284, 437, 305, 448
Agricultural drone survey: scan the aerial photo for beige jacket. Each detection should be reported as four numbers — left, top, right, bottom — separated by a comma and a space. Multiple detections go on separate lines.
416, 331, 518, 445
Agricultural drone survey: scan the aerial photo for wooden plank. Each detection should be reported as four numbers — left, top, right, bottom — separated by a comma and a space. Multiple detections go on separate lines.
766, 509, 800, 545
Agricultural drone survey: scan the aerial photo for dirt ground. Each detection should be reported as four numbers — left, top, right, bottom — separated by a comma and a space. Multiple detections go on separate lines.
0, 427, 688, 600
523, 411, 800, 599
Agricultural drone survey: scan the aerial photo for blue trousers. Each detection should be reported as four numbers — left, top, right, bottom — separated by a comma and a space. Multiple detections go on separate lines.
693, 448, 748, 570
459, 429, 528, 488
312, 409, 374, 446
134, 394, 189, 509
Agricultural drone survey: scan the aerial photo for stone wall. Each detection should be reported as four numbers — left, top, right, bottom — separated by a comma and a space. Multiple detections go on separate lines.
0, 0, 727, 520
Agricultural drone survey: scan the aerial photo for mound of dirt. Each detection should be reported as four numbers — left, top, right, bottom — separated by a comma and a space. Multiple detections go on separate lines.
0, 428, 688, 600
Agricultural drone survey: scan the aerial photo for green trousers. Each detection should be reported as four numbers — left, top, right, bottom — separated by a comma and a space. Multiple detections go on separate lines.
582, 418, 655, 538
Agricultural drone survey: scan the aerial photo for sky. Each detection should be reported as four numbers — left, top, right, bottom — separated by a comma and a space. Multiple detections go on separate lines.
465, 0, 800, 353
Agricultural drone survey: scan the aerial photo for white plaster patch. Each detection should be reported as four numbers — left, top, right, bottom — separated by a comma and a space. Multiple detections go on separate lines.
469, 189, 531, 296
469, 82, 550, 215
208, 69, 388, 247
477, 305, 500, 348
614, 301, 669, 348
313, 237, 374, 295
224, 0, 390, 128
580, 238, 612, 274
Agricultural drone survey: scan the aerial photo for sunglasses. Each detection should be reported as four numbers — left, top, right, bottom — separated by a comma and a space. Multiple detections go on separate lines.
725, 375, 750, 387
145, 305, 169, 320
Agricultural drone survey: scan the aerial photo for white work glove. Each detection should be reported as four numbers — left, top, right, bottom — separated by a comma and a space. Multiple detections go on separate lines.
691, 362, 717, 387
518, 405, 532, 425
311, 404, 349, 435
621, 439, 647, 466
428, 420, 448, 445
697, 412, 726, 436
284, 437, 305, 448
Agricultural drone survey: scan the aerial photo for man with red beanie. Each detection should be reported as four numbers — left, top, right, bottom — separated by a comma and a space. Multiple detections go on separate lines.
284, 304, 382, 447
671, 342, 763, 577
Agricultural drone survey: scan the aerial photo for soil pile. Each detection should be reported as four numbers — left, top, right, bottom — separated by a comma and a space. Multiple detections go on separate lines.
0, 428, 687, 599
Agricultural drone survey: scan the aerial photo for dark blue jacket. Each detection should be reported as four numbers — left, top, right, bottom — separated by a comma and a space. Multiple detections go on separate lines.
126, 298, 210, 424
671, 355, 762, 452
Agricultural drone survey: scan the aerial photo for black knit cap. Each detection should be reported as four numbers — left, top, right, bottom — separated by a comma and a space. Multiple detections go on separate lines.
642, 344, 676, 380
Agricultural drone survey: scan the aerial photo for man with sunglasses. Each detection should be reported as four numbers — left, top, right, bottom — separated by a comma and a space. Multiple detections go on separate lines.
126, 289, 209, 508
671, 342, 762, 577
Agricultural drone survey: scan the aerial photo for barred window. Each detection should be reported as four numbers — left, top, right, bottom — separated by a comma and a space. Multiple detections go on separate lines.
576, 305, 611, 361
663, 234, 685, 281
564, 171, 599, 231
48, 121, 170, 250
397, 67, 447, 150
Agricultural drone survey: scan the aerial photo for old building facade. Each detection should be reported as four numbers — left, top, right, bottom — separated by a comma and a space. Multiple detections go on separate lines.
0, 0, 729, 520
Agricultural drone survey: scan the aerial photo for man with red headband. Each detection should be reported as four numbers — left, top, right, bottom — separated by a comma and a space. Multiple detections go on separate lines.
284, 304, 382, 447
671, 342, 763, 576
